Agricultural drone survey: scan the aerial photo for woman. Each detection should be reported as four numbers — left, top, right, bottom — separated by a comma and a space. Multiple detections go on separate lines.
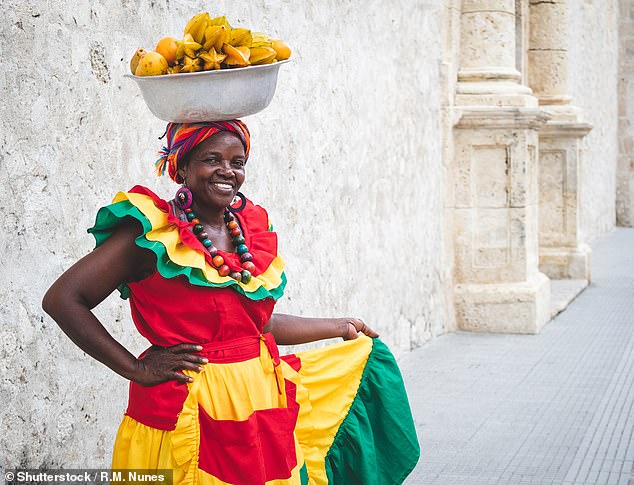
43, 121, 419, 484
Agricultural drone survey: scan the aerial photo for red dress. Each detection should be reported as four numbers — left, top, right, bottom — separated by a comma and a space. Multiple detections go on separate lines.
88, 186, 419, 485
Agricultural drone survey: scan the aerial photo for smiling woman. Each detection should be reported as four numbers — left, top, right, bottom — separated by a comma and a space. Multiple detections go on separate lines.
42, 120, 419, 484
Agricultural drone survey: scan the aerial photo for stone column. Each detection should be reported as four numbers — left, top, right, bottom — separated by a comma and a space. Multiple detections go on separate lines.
452, 0, 552, 334
528, 0, 593, 281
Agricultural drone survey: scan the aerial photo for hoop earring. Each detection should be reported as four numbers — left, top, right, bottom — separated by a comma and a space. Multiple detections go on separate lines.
227, 191, 247, 213
174, 185, 193, 210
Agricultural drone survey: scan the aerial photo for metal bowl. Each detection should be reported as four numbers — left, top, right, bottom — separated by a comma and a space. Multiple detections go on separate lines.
125, 59, 289, 123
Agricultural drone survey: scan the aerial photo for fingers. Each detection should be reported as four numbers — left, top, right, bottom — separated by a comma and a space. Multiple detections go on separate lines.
168, 343, 204, 354
347, 318, 380, 339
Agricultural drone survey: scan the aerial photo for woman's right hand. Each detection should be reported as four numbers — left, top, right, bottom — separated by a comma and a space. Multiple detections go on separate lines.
132, 343, 208, 387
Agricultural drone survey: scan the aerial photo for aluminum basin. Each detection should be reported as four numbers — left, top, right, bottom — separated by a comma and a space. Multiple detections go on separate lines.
125, 60, 288, 123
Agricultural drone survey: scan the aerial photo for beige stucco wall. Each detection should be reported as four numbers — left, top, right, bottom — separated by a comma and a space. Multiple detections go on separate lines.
617, 0, 634, 226
0, 0, 449, 468
567, 0, 619, 240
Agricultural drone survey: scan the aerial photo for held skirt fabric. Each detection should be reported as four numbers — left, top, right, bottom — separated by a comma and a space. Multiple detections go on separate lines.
89, 186, 420, 485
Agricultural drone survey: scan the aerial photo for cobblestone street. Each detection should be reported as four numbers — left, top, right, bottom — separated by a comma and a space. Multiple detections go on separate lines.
402, 229, 634, 485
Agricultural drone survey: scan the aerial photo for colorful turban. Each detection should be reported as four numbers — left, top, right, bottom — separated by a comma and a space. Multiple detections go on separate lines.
155, 120, 251, 182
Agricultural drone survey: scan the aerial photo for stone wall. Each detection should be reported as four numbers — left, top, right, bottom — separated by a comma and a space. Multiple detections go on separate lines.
0, 0, 448, 469
618, 0, 634, 226
567, 0, 619, 240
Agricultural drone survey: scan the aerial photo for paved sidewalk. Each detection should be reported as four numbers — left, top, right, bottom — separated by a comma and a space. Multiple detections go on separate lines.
401, 228, 634, 485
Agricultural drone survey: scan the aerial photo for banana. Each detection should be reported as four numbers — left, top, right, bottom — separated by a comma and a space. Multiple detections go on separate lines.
129, 48, 147, 74
184, 12, 210, 44
199, 49, 227, 70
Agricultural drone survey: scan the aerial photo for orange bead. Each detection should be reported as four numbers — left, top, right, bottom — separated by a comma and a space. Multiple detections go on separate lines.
191, 218, 200, 225
227, 221, 239, 230
218, 265, 231, 277
242, 261, 256, 273
212, 255, 224, 268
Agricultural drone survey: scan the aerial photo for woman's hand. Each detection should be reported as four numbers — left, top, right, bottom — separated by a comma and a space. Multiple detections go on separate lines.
132, 343, 208, 387
342, 318, 380, 341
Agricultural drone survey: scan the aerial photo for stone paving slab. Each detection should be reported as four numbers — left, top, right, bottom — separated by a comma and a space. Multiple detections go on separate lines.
401, 228, 634, 485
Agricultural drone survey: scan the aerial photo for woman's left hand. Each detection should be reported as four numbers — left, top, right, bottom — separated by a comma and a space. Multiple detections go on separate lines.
342, 318, 380, 340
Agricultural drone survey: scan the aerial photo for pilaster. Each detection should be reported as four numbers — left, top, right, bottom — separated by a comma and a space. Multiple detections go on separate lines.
528, 0, 593, 281
452, 0, 551, 334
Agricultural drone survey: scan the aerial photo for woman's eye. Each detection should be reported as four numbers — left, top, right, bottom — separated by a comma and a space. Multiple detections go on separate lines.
232, 160, 245, 167
204, 158, 220, 164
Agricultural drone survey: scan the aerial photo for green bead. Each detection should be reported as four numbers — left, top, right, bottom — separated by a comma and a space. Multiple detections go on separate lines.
194, 224, 204, 233
241, 270, 252, 284
237, 244, 248, 255
232, 235, 245, 245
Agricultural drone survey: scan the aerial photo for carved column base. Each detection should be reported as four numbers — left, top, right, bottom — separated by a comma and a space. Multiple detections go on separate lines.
455, 273, 551, 334
539, 244, 591, 281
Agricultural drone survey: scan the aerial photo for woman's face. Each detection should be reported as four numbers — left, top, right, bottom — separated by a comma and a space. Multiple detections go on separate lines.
178, 131, 246, 212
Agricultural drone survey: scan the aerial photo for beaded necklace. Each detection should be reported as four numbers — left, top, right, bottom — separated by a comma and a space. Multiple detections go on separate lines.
184, 207, 256, 283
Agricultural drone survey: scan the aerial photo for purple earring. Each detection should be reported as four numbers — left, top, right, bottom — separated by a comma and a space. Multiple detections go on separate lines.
175, 185, 193, 210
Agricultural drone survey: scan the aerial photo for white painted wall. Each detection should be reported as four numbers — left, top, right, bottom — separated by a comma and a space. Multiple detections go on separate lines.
567, 0, 620, 240
0, 0, 448, 468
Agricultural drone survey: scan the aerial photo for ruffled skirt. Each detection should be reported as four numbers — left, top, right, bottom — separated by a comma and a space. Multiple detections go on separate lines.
111, 335, 419, 485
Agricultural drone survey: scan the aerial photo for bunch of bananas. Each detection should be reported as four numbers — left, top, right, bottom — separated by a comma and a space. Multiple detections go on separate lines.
131, 12, 291, 76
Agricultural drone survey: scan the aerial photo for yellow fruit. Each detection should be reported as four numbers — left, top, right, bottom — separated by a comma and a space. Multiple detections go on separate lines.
271, 39, 291, 61
156, 37, 178, 66
176, 33, 202, 60
210, 15, 232, 31
129, 48, 147, 74
184, 12, 210, 44
250, 32, 272, 48
223, 44, 250, 67
249, 46, 276, 65
228, 28, 252, 47
199, 49, 227, 70
181, 55, 202, 73
135, 51, 169, 76
203, 24, 228, 52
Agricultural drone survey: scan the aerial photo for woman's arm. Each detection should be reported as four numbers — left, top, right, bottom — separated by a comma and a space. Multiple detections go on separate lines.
263, 313, 379, 345
42, 220, 207, 386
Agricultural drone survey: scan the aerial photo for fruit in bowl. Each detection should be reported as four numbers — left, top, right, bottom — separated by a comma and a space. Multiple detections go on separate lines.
130, 12, 291, 77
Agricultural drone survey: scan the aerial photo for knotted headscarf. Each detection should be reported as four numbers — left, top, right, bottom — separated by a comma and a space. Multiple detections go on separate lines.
155, 120, 251, 183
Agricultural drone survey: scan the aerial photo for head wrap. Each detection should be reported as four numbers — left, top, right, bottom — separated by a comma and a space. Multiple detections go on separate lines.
155, 120, 251, 182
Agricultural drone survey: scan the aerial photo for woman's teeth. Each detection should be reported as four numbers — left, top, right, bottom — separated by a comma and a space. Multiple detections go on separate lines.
213, 183, 233, 191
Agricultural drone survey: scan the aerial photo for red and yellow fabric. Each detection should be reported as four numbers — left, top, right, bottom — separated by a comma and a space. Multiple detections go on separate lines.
88, 188, 420, 484
112, 335, 419, 485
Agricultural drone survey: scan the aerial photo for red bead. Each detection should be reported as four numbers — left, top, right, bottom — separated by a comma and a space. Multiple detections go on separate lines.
218, 265, 230, 277
230, 227, 241, 236
191, 218, 200, 225
240, 252, 253, 263
229, 271, 242, 281
209, 247, 218, 257
199, 232, 208, 239
184, 208, 193, 213
212, 255, 224, 268
242, 261, 256, 273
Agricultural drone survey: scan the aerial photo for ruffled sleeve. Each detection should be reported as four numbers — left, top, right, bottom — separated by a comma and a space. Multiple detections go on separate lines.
87, 185, 286, 301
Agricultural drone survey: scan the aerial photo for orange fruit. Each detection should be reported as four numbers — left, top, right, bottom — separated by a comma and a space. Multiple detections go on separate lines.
155, 37, 178, 66
271, 39, 291, 61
